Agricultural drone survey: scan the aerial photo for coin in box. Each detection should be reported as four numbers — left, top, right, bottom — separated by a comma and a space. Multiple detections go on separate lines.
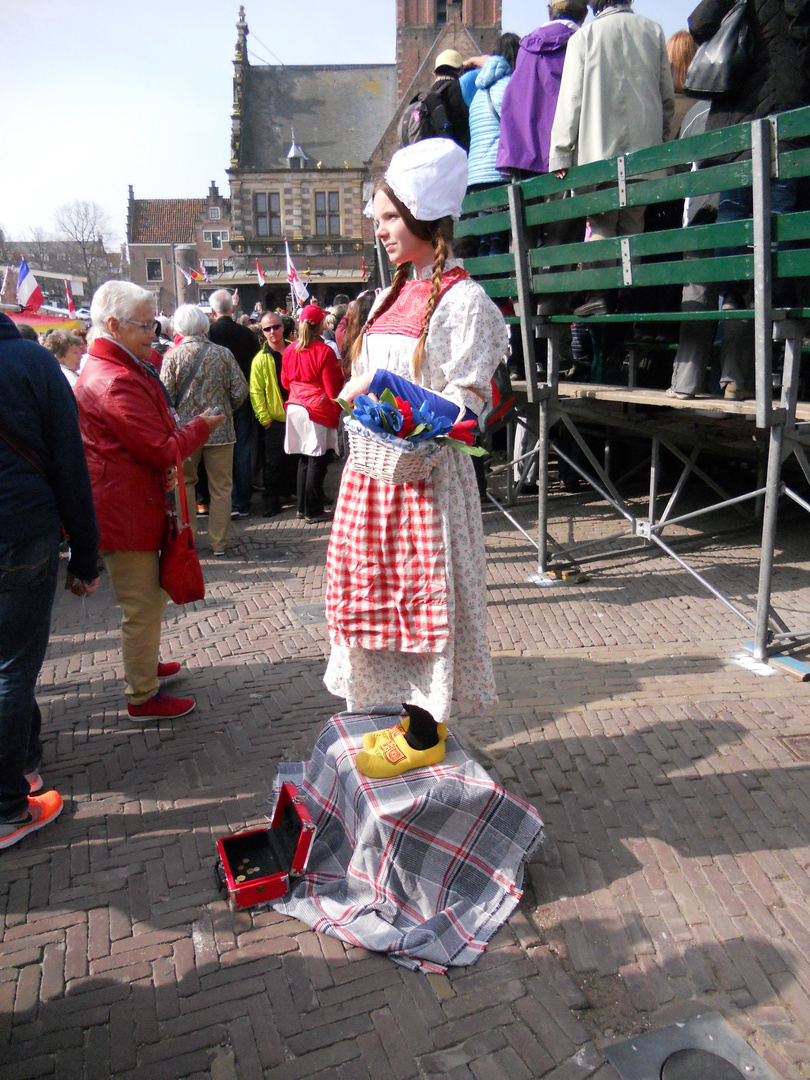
215, 783, 315, 910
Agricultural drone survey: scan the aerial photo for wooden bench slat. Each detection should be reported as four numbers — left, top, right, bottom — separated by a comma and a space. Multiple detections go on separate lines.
461, 185, 511, 213
525, 219, 752, 270
461, 252, 515, 275
773, 104, 810, 139
531, 253, 752, 294
454, 209, 511, 238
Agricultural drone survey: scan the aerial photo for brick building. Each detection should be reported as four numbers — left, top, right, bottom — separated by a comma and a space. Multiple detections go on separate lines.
126, 183, 233, 314
227, 0, 502, 310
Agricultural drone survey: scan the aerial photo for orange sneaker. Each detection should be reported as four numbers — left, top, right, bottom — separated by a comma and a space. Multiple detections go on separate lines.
0, 791, 64, 850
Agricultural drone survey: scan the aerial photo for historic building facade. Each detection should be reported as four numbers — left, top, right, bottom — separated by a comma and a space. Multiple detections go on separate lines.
226, 0, 501, 310
123, 2, 502, 314
126, 183, 233, 314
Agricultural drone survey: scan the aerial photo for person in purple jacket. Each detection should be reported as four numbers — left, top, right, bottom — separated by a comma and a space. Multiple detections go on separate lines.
496, 1, 588, 179
496, 1, 589, 321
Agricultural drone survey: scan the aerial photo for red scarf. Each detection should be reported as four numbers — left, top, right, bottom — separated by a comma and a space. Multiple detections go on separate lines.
366, 266, 469, 340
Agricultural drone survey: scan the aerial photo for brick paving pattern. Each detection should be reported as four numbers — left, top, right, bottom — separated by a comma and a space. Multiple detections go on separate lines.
3, 461, 810, 1079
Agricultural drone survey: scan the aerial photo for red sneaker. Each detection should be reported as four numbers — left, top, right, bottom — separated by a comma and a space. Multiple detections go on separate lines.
0, 791, 64, 850
128, 691, 195, 722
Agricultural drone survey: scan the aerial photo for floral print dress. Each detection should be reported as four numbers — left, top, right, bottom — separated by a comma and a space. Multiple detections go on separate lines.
324, 261, 508, 724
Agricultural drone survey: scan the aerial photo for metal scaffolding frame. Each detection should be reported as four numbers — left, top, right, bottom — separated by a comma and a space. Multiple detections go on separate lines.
474, 117, 810, 663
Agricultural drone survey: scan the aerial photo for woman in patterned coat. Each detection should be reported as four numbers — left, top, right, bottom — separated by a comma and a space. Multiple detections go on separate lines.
160, 304, 248, 556
324, 140, 508, 727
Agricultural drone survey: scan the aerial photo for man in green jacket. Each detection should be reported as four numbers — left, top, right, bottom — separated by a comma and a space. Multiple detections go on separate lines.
249, 312, 295, 516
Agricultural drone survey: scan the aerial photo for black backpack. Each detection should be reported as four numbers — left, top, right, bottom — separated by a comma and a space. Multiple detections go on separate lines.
399, 86, 451, 147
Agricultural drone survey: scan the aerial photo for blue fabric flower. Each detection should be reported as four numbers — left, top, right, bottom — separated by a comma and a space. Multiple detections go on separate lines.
408, 402, 452, 442
352, 395, 397, 434
351, 393, 453, 443
378, 401, 404, 434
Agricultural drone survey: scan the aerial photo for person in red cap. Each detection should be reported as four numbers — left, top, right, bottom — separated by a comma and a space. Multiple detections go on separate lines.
280, 304, 344, 523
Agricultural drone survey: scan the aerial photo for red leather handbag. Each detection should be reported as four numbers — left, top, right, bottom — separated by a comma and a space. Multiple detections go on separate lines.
159, 450, 205, 604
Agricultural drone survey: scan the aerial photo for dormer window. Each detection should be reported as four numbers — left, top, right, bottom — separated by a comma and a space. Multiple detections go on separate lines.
286, 136, 309, 170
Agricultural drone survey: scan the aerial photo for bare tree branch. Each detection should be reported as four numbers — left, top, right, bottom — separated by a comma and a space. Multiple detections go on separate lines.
52, 200, 113, 294
26, 225, 54, 267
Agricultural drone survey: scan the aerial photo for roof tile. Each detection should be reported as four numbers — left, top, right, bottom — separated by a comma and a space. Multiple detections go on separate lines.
129, 199, 230, 244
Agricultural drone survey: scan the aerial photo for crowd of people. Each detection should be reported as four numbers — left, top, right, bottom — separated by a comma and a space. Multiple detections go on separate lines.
3, 0, 809, 846
430, 0, 808, 398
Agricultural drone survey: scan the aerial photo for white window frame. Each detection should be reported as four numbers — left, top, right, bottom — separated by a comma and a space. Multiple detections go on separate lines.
203, 230, 230, 249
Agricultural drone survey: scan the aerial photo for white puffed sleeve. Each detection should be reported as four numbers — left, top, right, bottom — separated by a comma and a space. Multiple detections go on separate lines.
424, 278, 509, 416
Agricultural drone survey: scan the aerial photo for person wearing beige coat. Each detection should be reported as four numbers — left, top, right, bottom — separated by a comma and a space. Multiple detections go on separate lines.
548, 0, 675, 315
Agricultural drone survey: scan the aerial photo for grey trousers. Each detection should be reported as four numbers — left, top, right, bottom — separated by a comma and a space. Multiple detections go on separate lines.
669, 282, 753, 395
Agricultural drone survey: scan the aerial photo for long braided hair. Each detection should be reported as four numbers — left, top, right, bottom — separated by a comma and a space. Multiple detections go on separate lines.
349, 182, 454, 381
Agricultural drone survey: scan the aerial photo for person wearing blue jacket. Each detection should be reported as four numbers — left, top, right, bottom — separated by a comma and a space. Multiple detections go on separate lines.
465, 34, 520, 256
0, 313, 99, 850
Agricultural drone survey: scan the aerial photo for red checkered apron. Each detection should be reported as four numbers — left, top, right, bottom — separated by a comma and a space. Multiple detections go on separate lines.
325, 466, 449, 653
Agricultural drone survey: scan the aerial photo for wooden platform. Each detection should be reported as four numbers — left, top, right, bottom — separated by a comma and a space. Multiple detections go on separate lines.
556, 382, 810, 422
513, 380, 810, 423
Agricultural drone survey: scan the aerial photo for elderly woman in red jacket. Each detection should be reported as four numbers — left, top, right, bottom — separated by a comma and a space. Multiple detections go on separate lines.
75, 282, 224, 721
281, 304, 344, 523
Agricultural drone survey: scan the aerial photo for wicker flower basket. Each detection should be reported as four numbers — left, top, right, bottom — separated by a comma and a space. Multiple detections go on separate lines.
345, 417, 446, 485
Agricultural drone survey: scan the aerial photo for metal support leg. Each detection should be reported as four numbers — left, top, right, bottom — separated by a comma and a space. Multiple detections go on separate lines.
754, 422, 784, 659
538, 398, 549, 573
751, 119, 774, 429
508, 182, 539, 403
648, 436, 660, 543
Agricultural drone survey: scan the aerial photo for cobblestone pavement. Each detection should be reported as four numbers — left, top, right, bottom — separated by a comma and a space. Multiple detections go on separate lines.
3, 462, 810, 1080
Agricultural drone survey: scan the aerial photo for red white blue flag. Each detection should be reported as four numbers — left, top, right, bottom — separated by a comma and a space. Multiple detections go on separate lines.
17, 257, 44, 313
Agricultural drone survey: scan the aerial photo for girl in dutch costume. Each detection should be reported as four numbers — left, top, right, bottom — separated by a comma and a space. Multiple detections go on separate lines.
324, 139, 508, 776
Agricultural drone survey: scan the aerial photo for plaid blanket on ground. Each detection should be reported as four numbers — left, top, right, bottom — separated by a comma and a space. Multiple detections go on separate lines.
272, 708, 545, 972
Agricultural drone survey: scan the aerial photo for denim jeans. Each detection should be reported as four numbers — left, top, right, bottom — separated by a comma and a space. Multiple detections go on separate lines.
0, 533, 60, 821
231, 402, 254, 514
717, 180, 799, 262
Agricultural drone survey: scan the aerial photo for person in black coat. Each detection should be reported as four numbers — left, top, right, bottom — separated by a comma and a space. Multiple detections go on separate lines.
208, 289, 263, 516
0, 314, 99, 849
428, 50, 470, 152
689, 0, 810, 133
683, 0, 810, 395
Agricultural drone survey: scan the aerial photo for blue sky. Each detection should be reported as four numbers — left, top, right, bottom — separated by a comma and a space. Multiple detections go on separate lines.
0, 1, 696, 246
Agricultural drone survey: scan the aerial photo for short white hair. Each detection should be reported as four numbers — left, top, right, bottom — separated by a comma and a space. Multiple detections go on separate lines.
209, 289, 233, 315
172, 304, 210, 337
91, 281, 154, 331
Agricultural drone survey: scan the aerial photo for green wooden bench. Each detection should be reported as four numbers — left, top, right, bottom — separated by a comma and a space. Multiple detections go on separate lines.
458, 104, 810, 424
456, 105, 810, 662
